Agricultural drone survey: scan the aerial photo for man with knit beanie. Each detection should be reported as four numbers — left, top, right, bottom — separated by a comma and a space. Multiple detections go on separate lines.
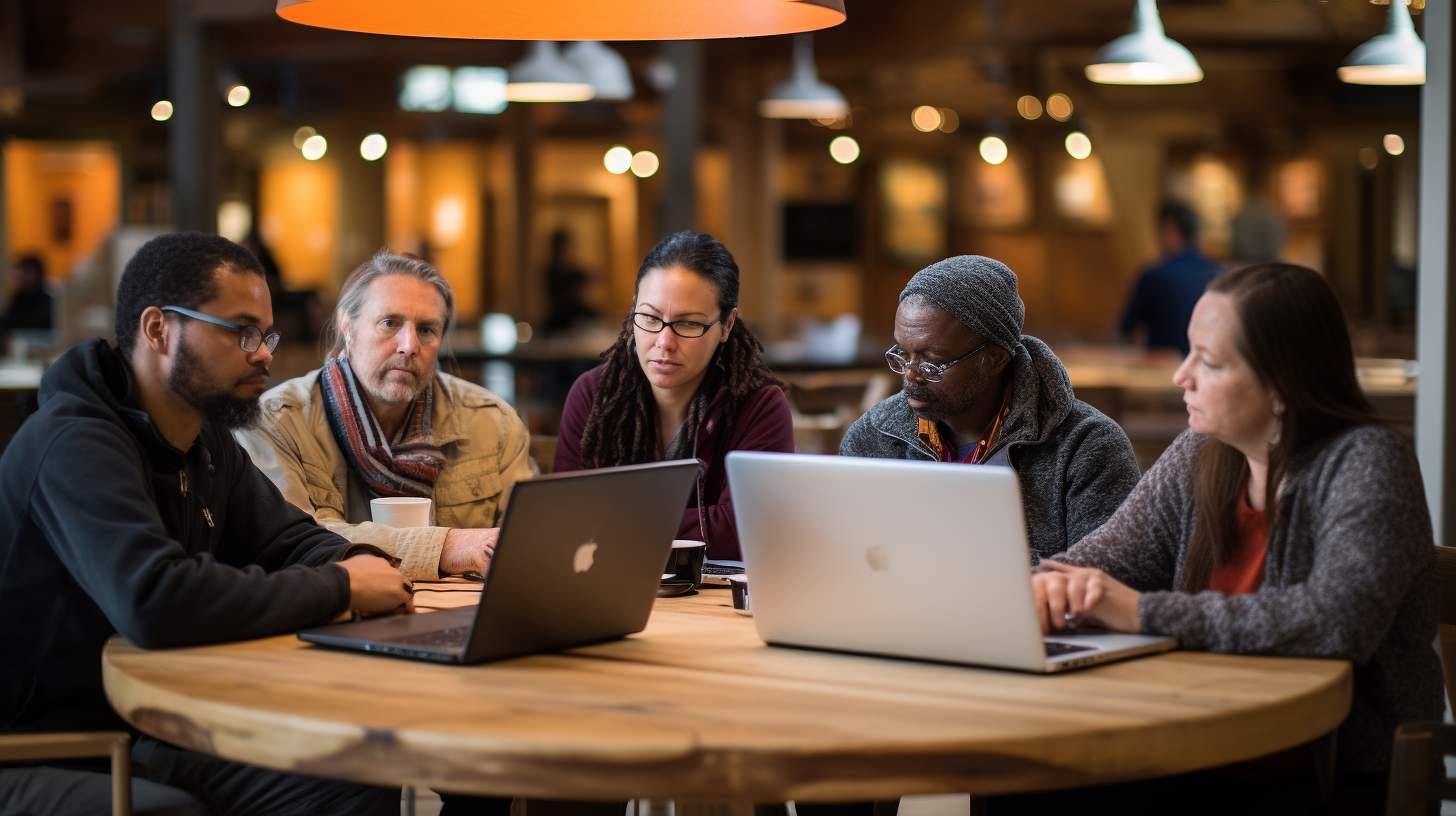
840, 255, 1139, 561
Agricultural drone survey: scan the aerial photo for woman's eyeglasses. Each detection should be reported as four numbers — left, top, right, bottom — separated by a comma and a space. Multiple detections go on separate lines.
630, 312, 721, 339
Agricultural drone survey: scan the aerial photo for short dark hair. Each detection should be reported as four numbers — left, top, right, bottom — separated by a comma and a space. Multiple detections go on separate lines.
114, 232, 264, 357
1158, 201, 1199, 244
14, 254, 44, 279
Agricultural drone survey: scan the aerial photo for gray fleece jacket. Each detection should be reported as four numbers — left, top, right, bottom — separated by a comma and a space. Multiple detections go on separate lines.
1055, 426, 1441, 772
839, 335, 1140, 561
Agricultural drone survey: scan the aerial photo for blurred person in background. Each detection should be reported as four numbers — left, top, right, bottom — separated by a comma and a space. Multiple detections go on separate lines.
1, 253, 54, 337
542, 227, 600, 336
1120, 201, 1221, 356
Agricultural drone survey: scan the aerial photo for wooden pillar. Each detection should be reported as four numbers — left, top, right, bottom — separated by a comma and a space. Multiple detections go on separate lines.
658, 41, 702, 236
336, 156, 385, 286
1418, 0, 1456, 545
511, 107, 537, 322
724, 72, 782, 339
169, 0, 218, 233
0, 2, 15, 268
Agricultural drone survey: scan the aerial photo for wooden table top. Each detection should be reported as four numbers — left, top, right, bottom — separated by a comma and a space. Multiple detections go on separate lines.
103, 585, 1352, 801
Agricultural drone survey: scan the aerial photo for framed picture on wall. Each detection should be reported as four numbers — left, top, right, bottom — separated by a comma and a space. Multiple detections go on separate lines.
880, 159, 948, 266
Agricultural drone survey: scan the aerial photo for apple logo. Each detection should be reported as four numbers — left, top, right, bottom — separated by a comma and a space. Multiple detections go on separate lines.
573, 540, 599, 574
865, 545, 889, 572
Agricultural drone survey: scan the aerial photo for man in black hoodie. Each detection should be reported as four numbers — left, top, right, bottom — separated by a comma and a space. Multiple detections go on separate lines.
0, 233, 410, 814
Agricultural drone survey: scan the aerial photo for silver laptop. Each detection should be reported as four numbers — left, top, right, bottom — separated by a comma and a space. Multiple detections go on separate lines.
725, 452, 1176, 672
299, 460, 699, 664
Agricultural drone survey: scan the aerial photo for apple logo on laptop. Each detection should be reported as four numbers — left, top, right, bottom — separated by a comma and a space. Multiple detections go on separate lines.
865, 545, 889, 572
573, 540, 598, 574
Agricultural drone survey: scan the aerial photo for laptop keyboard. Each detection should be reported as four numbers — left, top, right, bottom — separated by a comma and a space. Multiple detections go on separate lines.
702, 564, 746, 576
395, 626, 470, 649
1044, 640, 1096, 657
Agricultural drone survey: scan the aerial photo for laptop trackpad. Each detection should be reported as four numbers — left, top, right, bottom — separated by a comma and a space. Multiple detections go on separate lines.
309, 606, 475, 641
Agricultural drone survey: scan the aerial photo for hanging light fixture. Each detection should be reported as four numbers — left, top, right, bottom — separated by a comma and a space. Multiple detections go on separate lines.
1338, 0, 1426, 85
759, 34, 848, 120
506, 42, 595, 103
276, 0, 845, 40
1085, 0, 1203, 85
563, 41, 635, 101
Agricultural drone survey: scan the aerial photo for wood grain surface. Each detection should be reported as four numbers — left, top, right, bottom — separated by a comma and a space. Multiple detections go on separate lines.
103, 585, 1351, 801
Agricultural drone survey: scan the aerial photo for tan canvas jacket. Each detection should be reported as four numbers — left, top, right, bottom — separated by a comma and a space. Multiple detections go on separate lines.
236, 369, 533, 579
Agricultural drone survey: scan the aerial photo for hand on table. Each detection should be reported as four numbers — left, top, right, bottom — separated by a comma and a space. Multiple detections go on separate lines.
1031, 560, 1141, 635
338, 554, 415, 615
440, 527, 500, 577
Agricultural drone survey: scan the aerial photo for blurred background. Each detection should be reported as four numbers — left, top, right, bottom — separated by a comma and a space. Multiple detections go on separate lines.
0, 0, 1427, 463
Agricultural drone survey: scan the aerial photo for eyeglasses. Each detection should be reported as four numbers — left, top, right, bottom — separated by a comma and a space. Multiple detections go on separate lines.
884, 343, 987, 383
161, 306, 281, 354
630, 311, 722, 339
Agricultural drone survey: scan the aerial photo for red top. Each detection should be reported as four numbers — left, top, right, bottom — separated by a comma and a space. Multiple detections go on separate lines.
1207, 494, 1269, 595
553, 365, 795, 561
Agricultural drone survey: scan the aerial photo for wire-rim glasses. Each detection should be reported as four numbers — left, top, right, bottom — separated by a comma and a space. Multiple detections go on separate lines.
884, 342, 987, 383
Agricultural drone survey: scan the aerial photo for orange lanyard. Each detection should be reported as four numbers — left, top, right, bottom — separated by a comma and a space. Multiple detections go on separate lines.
915, 389, 1013, 464
963, 390, 1012, 464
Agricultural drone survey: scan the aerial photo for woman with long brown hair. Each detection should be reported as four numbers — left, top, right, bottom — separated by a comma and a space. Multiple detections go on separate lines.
1031, 263, 1439, 802
554, 231, 794, 559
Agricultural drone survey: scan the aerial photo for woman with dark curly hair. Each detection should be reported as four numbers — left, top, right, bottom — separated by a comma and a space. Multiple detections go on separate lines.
554, 230, 794, 559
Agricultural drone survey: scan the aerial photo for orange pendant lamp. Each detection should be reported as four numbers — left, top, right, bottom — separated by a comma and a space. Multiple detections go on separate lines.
276, 0, 846, 41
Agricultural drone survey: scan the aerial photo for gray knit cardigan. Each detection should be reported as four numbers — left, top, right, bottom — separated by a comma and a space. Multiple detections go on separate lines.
839, 335, 1140, 561
1054, 426, 1442, 772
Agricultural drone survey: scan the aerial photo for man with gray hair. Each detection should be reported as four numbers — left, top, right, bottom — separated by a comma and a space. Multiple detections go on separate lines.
840, 255, 1139, 561
238, 251, 533, 581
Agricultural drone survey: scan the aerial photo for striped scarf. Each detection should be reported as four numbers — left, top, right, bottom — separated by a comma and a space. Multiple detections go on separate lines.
320, 355, 445, 498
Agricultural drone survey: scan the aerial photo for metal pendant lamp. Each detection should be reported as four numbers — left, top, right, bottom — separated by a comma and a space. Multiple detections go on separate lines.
563, 41, 635, 101
1085, 0, 1203, 86
276, 0, 846, 41
506, 42, 595, 103
759, 34, 848, 120
1338, 0, 1426, 86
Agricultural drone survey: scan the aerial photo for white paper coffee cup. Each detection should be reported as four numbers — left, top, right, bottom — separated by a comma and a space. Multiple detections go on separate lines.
370, 496, 432, 528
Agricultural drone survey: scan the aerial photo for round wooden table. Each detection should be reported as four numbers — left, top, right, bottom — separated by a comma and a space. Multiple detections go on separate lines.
102, 586, 1351, 801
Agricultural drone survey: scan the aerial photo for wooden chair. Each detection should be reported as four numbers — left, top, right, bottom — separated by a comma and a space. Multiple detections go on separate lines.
530, 434, 559, 475
0, 731, 132, 816
783, 370, 895, 454
1385, 722, 1456, 815
1435, 545, 1456, 714
1382, 545, 1456, 815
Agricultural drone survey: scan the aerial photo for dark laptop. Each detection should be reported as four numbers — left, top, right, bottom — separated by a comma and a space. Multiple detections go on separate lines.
298, 460, 699, 664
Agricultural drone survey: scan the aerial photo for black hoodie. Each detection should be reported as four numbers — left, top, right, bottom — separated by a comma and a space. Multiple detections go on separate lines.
0, 339, 352, 734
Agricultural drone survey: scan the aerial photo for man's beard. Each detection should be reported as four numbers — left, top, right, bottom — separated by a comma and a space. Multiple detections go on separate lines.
368, 361, 430, 406
168, 340, 263, 429
902, 382, 976, 423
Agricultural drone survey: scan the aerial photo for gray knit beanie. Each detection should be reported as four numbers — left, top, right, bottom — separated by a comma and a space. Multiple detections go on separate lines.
899, 255, 1025, 351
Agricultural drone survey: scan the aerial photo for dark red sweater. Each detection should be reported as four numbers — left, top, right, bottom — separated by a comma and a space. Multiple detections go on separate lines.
554, 365, 795, 560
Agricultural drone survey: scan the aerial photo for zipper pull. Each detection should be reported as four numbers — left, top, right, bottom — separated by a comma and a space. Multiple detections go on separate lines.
202, 507, 214, 528
179, 468, 189, 497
